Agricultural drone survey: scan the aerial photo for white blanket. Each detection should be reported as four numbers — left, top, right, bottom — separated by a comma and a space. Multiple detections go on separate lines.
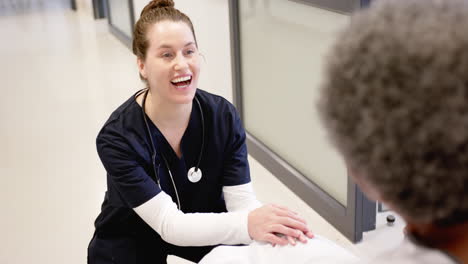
199, 235, 359, 264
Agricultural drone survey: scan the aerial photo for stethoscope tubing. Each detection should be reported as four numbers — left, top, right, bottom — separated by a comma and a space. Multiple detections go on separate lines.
141, 88, 205, 210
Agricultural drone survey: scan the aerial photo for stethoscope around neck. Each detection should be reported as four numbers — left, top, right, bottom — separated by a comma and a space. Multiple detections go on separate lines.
141, 88, 205, 210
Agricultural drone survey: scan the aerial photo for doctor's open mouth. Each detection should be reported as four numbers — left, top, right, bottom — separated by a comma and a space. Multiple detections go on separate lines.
171, 75, 192, 89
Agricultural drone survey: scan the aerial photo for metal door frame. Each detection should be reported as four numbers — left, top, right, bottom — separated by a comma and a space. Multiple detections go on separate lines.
105, 0, 135, 48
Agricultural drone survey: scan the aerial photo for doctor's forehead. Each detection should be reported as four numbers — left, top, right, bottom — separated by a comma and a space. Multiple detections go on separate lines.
146, 20, 195, 49
155, 42, 196, 50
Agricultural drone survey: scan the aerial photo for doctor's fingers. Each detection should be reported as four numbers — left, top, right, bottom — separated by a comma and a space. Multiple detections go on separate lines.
287, 235, 296, 245
270, 205, 307, 225
271, 204, 299, 215
305, 230, 315, 239
268, 223, 308, 240
277, 231, 314, 246
274, 215, 310, 233
286, 233, 309, 245
264, 233, 289, 246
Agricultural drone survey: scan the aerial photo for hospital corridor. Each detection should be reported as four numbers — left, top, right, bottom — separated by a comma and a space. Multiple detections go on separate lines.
1, 0, 411, 263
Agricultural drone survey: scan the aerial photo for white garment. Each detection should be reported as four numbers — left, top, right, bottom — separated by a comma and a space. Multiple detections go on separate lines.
199, 235, 359, 264
223, 183, 262, 212
133, 183, 261, 246
362, 236, 458, 264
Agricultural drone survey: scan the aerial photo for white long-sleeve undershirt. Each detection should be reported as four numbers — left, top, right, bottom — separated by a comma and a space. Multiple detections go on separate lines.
223, 183, 262, 212
133, 182, 262, 247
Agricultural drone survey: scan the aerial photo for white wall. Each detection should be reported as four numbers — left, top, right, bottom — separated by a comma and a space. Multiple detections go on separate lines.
75, 0, 93, 14
132, 0, 234, 102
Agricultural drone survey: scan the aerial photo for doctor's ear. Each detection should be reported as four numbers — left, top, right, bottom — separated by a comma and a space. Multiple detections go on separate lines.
199, 52, 206, 63
137, 57, 147, 80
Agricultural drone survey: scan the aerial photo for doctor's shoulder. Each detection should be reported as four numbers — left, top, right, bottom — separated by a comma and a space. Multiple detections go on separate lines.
95, 93, 151, 167
196, 89, 242, 127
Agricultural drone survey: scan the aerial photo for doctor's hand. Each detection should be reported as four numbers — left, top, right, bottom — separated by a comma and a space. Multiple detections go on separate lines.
248, 204, 314, 246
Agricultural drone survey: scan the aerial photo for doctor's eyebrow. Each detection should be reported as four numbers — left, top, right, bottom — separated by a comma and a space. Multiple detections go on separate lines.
157, 42, 196, 49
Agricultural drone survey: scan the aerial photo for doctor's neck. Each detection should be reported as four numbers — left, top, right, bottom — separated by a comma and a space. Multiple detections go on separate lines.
145, 89, 192, 130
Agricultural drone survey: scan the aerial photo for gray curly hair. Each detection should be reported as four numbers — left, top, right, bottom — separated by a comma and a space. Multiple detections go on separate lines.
319, 0, 468, 226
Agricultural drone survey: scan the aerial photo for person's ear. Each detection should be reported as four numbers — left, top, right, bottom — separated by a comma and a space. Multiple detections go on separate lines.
137, 57, 147, 79
198, 52, 206, 63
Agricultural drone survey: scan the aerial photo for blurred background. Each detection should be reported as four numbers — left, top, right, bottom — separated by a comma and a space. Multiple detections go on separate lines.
0, 1, 404, 263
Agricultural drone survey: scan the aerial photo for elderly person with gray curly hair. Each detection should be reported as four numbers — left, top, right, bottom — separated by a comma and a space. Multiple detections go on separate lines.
320, 0, 468, 263
201, 0, 468, 263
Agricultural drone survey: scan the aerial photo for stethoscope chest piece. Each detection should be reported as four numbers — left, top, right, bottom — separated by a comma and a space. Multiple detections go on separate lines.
187, 167, 202, 183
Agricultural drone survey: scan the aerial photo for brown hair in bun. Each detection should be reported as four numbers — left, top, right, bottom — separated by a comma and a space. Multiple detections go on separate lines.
133, 0, 197, 61
140, 0, 174, 17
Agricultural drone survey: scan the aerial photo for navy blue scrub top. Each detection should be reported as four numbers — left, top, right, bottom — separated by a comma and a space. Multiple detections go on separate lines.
89, 89, 251, 262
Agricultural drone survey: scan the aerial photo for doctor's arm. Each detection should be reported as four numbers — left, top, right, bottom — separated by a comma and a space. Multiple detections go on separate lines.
134, 189, 312, 247
223, 183, 313, 245
221, 107, 313, 245
134, 191, 253, 246
97, 126, 306, 247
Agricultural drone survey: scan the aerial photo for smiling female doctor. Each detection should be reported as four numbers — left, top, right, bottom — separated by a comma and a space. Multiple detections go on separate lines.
87, 1, 313, 263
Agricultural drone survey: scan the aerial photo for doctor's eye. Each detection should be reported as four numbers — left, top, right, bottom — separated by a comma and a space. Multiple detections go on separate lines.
161, 52, 174, 59
184, 49, 195, 56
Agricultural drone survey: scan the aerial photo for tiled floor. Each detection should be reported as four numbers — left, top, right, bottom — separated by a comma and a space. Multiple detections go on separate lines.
0, 2, 404, 264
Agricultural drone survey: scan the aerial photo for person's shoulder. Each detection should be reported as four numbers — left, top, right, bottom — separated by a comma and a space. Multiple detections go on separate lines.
97, 90, 145, 140
363, 237, 458, 264
196, 89, 238, 118
196, 89, 232, 106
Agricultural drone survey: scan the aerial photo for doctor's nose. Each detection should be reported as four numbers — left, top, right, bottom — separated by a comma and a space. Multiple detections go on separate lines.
173, 54, 189, 71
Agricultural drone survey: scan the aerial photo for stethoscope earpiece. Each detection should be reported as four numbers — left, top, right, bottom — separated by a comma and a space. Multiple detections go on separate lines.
187, 167, 202, 183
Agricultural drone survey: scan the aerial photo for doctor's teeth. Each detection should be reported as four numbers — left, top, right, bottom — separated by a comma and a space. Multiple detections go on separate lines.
172, 76, 191, 83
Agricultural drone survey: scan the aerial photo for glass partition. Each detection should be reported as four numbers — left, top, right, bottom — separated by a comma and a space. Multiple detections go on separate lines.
230, 0, 376, 242
108, 0, 133, 37
106, 0, 135, 47
239, 0, 350, 205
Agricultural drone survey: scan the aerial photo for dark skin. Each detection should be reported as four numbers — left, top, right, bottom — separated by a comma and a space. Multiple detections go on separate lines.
349, 166, 468, 262
406, 221, 468, 262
